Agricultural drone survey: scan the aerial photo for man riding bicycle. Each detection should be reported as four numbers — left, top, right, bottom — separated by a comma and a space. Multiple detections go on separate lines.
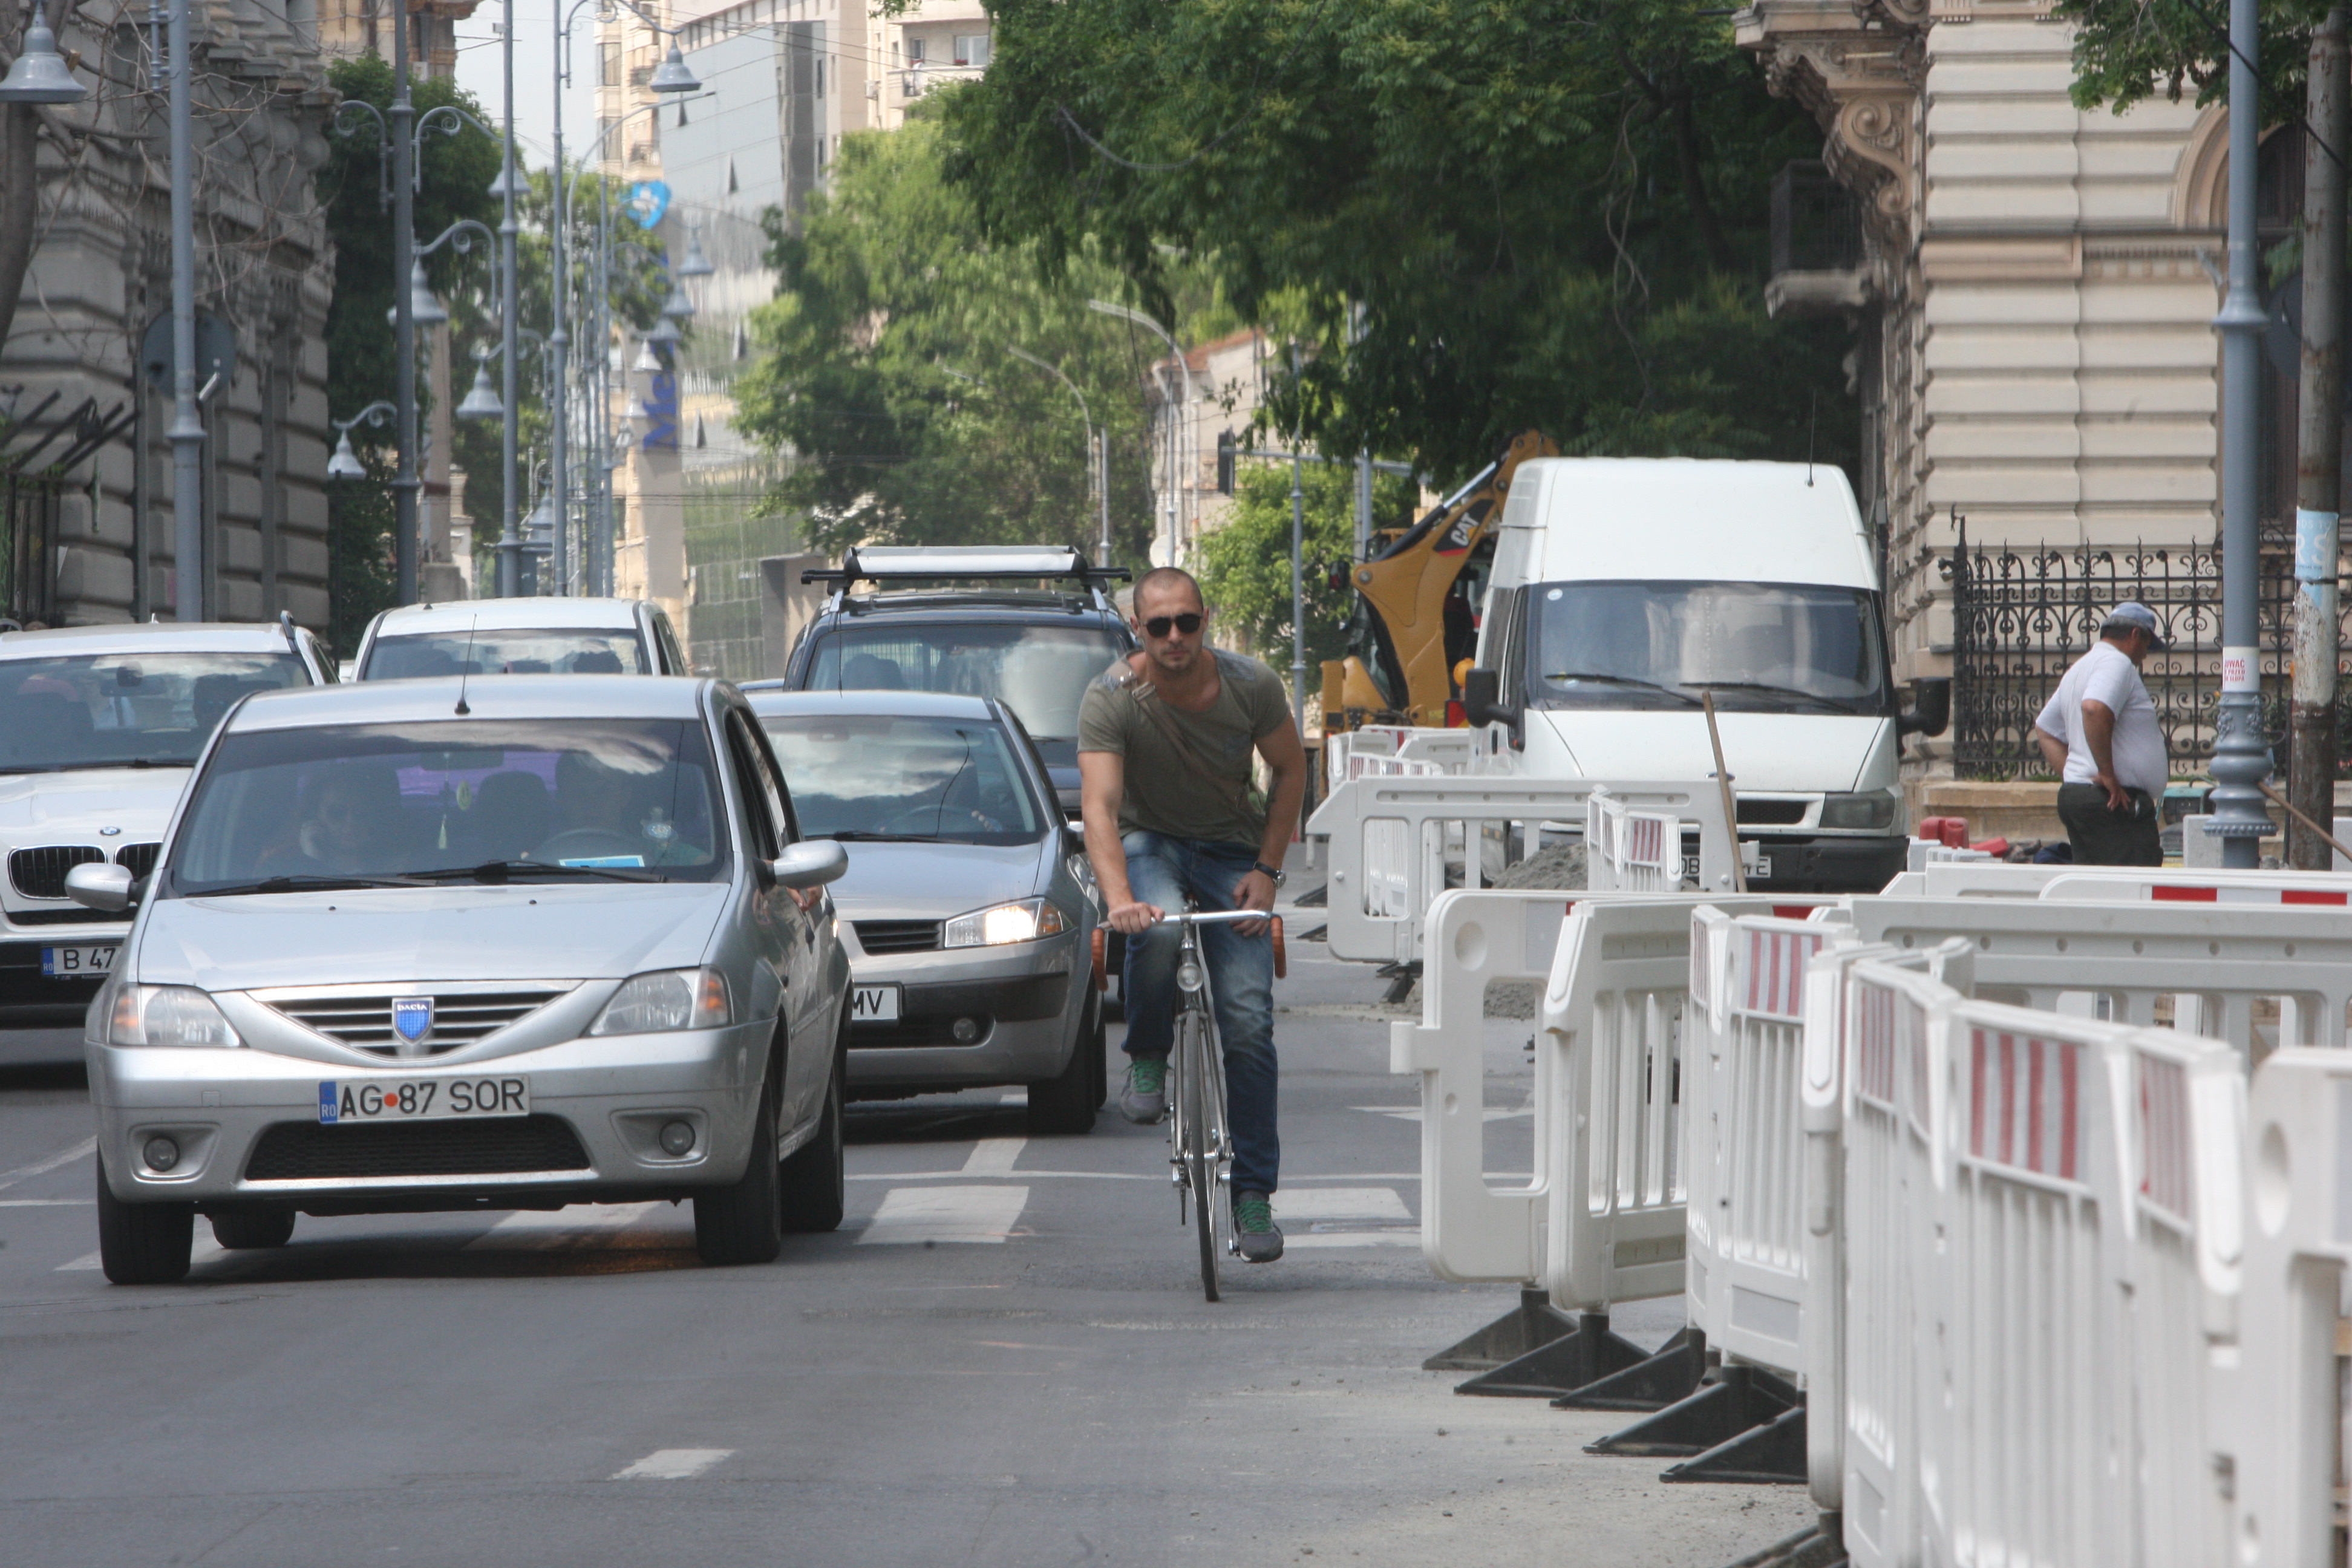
1077, 567, 1308, 1264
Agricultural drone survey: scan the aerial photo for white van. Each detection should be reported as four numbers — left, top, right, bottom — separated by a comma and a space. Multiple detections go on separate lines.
1462, 458, 1947, 892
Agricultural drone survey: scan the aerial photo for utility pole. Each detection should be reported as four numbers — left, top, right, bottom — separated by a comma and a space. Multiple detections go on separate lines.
166, 0, 203, 621
1287, 344, 1308, 742
549, 7, 570, 595
2292, 7, 2350, 869
2210, 0, 2275, 867
390, 0, 417, 605
494, 0, 521, 598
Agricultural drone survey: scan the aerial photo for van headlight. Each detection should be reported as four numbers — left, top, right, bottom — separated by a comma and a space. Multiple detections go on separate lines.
106, 985, 242, 1048
589, 968, 733, 1035
1820, 791, 1899, 831
942, 898, 1068, 949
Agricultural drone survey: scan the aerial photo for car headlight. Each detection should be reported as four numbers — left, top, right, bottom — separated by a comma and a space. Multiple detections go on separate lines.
589, 967, 733, 1036
106, 984, 242, 1048
1820, 791, 1900, 831
942, 898, 1069, 949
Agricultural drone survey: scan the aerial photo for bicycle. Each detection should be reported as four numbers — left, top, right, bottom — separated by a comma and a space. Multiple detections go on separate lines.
1097, 906, 1284, 1302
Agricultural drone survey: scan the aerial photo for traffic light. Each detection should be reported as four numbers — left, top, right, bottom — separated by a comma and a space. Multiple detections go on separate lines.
1216, 429, 1235, 495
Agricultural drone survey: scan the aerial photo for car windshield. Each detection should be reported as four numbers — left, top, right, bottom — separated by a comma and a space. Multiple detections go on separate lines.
1524, 580, 1892, 716
803, 623, 1122, 768
168, 719, 728, 894
362, 629, 648, 679
0, 652, 309, 772
760, 712, 1047, 845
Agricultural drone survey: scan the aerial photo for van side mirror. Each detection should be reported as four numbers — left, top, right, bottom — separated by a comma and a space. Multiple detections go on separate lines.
771, 838, 850, 890
65, 861, 136, 913
1462, 667, 1508, 728
1898, 676, 1952, 738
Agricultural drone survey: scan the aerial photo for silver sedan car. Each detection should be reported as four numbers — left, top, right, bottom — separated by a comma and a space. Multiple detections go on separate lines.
748, 690, 1105, 1134
71, 676, 849, 1283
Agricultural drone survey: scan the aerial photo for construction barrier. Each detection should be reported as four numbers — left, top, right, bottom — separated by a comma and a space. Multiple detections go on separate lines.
1586, 789, 1685, 892
1323, 724, 1485, 791
1307, 774, 1736, 963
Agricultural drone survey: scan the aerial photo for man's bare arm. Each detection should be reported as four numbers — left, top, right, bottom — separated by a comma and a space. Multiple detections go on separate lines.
2031, 725, 2068, 774
1079, 750, 1159, 933
2079, 700, 2128, 810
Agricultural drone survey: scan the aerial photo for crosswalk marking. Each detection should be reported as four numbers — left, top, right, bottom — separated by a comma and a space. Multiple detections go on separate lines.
1354, 1104, 1529, 1123
57, 1235, 224, 1272
0, 1135, 96, 1191
610, 1448, 733, 1480
858, 1185, 1029, 1244
961, 1137, 1025, 1175
462, 1202, 672, 1251
1282, 1232, 1421, 1249
1273, 1186, 1413, 1222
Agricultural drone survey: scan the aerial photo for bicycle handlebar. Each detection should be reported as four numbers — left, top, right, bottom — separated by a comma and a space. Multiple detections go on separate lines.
1150, 908, 1273, 927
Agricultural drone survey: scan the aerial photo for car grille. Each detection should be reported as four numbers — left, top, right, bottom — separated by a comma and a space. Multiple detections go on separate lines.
114, 842, 161, 878
855, 919, 941, 955
246, 1116, 590, 1181
9, 845, 102, 900
7, 907, 123, 926
260, 988, 571, 1056
1735, 799, 1811, 826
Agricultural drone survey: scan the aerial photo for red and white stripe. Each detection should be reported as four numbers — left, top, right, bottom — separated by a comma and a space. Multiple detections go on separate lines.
1624, 814, 1666, 868
1742, 926, 1826, 1019
1967, 1028, 2082, 1183
1852, 979, 1898, 1105
2137, 1055, 2194, 1221
1690, 916, 1713, 1011
2146, 884, 2347, 906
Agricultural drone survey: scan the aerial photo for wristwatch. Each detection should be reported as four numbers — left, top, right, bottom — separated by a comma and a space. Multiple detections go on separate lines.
1252, 860, 1286, 887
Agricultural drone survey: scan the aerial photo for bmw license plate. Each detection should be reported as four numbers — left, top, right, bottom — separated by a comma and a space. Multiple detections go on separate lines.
316, 1077, 529, 1124
848, 984, 901, 1024
41, 944, 116, 978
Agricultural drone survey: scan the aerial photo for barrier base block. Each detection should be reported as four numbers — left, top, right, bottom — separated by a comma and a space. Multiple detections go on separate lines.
1584, 1362, 1800, 1459
1452, 1309, 1647, 1396
1660, 1402, 1808, 1486
1550, 1326, 1707, 1412
1374, 961, 1421, 1006
1422, 1287, 1576, 1373
1722, 1512, 1845, 1567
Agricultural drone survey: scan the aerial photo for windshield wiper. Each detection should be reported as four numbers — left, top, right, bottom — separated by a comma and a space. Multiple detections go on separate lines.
1677, 679, 1859, 713
822, 831, 933, 842
195, 873, 431, 897
404, 860, 667, 884
0, 757, 187, 775
1540, 671, 1700, 705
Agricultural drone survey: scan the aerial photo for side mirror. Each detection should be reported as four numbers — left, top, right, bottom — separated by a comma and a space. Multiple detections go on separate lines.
65, 861, 135, 913
771, 838, 849, 890
1462, 667, 1506, 728
1898, 676, 1952, 738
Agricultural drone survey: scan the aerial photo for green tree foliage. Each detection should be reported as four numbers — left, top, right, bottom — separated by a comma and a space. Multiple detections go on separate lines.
732, 109, 1157, 561
944, 0, 1854, 479
2052, 0, 2325, 111
318, 56, 500, 650
1195, 462, 1415, 667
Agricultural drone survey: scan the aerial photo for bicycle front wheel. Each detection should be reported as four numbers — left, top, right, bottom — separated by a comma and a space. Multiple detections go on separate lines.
1178, 1008, 1221, 1302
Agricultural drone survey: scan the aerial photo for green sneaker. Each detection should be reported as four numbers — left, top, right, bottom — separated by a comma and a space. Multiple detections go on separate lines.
1119, 1055, 1168, 1124
1233, 1190, 1284, 1263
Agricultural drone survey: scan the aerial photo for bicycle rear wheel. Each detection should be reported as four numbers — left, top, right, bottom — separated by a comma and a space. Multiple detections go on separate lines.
1177, 1008, 1220, 1302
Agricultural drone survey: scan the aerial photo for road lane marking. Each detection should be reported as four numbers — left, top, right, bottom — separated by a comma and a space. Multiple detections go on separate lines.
1274, 1187, 1412, 1222
0, 1135, 96, 1191
57, 1235, 224, 1272
1353, 1105, 1529, 1123
610, 1448, 733, 1480
1281, 1232, 1422, 1249
858, 1185, 1028, 1244
840, 1169, 1426, 1183
461, 1202, 671, 1251
0, 1197, 93, 1206
962, 1137, 1025, 1175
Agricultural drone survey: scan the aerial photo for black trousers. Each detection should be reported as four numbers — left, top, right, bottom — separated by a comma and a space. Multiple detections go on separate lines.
2056, 782, 2163, 867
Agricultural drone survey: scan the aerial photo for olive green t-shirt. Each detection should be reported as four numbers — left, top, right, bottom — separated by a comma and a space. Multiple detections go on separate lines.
1077, 649, 1292, 846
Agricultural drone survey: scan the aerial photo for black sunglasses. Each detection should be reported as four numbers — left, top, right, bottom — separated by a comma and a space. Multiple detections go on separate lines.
1143, 613, 1203, 638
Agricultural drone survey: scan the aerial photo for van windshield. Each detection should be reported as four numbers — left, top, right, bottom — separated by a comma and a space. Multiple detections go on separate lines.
168, 719, 727, 895
362, 629, 649, 679
803, 623, 1123, 768
1523, 580, 1890, 716
0, 652, 310, 772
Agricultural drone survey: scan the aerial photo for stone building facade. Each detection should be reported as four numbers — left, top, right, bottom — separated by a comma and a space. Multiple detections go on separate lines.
3, 0, 341, 629
1740, 0, 2230, 788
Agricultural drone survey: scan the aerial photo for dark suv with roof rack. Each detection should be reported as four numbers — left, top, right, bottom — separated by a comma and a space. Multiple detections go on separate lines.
753, 546, 1136, 821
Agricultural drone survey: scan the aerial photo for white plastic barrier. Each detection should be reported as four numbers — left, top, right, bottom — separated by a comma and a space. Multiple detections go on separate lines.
1324, 723, 1481, 792
2230, 1046, 2350, 1568
1586, 789, 1685, 893
1903, 838, 1999, 872
2039, 866, 2352, 904
1308, 775, 1735, 963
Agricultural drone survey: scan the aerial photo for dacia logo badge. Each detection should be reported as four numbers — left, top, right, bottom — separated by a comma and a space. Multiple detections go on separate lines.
391, 996, 433, 1044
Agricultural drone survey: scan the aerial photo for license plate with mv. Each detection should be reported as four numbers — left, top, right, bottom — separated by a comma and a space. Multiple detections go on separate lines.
848, 984, 901, 1024
41, 944, 116, 978
316, 1077, 529, 1124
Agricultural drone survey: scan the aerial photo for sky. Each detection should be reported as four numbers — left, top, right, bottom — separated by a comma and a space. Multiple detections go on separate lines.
449, 0, 594, 174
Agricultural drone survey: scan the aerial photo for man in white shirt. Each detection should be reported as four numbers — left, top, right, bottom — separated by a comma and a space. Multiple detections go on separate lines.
2030, 602, 2169, 866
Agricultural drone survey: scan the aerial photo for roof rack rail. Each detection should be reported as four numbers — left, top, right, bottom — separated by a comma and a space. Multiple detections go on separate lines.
801, 544, 1130, 589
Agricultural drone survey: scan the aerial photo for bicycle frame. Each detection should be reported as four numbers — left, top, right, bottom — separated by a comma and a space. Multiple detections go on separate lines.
1155, 906, 1265, 1300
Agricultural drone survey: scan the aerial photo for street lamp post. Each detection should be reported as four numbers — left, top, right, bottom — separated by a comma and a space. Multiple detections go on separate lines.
325, 402, 398, 482
1088, 300, 1190, 566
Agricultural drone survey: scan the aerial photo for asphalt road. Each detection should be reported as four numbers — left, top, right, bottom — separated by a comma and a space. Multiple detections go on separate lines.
0, 896, 1811, 1567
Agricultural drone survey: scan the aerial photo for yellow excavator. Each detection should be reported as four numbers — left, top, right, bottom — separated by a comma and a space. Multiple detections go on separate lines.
1321, 430, 1557, 730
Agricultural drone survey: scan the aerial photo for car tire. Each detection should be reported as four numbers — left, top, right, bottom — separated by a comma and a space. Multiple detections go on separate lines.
694, 1062, 785, 1266
95, 1160, 193, 1285
780, 1012, 847, 1233
1027, 991, 1099, 1136
209, 1205, 296, 1250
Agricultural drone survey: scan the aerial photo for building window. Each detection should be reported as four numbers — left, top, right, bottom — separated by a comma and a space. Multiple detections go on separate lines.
815, 55, 824, 97
598, 41, 618, 85
953, 33, 988, 67
904, 35, 924, 63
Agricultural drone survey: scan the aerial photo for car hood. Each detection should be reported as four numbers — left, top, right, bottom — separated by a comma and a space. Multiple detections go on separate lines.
824, 839, 1047, 919
0, 766, 191, 837
131, 881, 731, 991
1525, 711, 1889, 794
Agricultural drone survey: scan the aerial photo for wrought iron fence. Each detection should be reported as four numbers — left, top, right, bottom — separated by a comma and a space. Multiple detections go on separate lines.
0, 472, 60, 625
1947, 523, 2314, 780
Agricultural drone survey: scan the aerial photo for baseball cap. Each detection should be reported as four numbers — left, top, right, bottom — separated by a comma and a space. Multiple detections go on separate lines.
2106, 601, 2168, 648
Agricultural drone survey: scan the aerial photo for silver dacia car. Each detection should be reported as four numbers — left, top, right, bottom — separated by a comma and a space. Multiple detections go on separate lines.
70, 675, 849, 1283
748, 690, 1104, 1134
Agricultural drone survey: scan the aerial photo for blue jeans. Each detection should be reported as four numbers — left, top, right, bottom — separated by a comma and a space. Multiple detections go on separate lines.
1119, 831, 1279, 1197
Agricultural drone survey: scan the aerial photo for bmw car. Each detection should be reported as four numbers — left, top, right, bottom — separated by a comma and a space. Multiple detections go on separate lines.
748, 689, 1105, 1134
